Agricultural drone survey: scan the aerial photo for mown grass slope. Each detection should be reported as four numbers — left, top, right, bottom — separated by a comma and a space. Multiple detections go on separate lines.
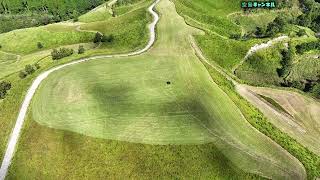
0, 0, 152, 80
0, 0, 152, 165
15, 0, 308, 179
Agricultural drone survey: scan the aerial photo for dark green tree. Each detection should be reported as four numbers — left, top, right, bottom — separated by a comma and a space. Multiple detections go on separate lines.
25, 64, 35, 74
78, 45, 85, 54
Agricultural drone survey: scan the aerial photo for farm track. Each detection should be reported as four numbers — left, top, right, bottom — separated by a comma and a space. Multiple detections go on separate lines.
0, 0, 160, 179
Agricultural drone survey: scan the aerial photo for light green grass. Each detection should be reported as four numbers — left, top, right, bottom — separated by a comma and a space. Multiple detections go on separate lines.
288, 54, 320, 82
21, 0, 307, 179
114, 0, 152, 16
230, 12, 277, 33
0, 27, 94, 55
173, 0, 262, 71
0, 1, 152, 80
8, 120, 262, 179
78, 3, 112, 23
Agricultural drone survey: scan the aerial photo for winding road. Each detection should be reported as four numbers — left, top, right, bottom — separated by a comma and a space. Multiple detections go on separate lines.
0, 0, 160, 179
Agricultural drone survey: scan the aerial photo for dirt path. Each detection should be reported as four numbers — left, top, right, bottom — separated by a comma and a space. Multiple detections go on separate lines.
0, 0, 160, 179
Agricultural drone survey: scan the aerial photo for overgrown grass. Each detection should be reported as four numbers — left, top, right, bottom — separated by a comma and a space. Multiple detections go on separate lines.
235, 43, 285, 86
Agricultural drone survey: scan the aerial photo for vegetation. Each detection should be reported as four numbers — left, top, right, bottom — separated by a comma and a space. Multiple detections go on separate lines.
27, 1, 307, 179
202, 61, 320, 179
37, 42, 44, 49
51, 48, 74, 60
0, 81, 11, 99
236, 43, 285, 86
0, 0, 106, 33
78, 45, 85, 54
258, 94, 291, 115
297, 0, 320, 32
277, 44, 293, 78
296, 40, 320, 54
19, 63, 40, 79
8, 120, 261, 180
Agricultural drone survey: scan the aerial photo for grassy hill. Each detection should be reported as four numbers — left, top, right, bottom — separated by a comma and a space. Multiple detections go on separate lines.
0, 0, 152, 80
0, 0, 152, 167
8, 0, 307, 179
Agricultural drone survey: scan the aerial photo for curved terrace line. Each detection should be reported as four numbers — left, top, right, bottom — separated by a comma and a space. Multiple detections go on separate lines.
0, 0, 160, 179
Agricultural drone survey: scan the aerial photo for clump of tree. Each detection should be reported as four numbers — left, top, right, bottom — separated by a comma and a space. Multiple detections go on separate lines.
296, 0, 320, 33
297, 29, 307, 37
93, 33, 115, 44
252, 16, 288, 38
51, 48, 74, 60
78, 45, 85, 54
0, 81, 12, 99
266, 16, 287, 37
277, 44, 293, 78
295, 40, 320, 54
37, 42, 44, 49
102, 34, 114, 43
19, 63, 41, 79
93, 32, 104, 43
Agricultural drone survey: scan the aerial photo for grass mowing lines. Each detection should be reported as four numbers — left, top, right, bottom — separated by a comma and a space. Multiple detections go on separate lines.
0, 27, 94, 55
80, 6, 152, 51
7, 119, 262, 179
26, 0, 306, 179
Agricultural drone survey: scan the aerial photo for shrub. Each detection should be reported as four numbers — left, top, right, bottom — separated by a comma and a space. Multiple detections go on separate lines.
51, 48, 74, 60
296, 41, 320, 54
19, 71, 28, 79
255, 26, 266, 38
102, 34, 115, 43
93, 32, 103, 43
297, 29, 307, 37
229, 33, 241, 40
34, 63, 41, 70
0, 81, 12, 99
78, 45, 85, 54
25, 65, 35, 75
37, 42, 44, 49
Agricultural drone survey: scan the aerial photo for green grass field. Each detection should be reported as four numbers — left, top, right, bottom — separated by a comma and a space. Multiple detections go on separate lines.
0, 1, 152, 80
78, 2, 112, 23
7, 0, 307, 179
0, 27, 94, 55
8, 119, 262, 179
173, 0, 262, 71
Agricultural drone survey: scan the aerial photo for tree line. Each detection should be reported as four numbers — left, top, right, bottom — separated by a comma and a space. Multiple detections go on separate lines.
0, 0, 106, 33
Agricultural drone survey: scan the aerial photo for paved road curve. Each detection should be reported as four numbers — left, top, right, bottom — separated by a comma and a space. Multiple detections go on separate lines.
0, 0, 160, 179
